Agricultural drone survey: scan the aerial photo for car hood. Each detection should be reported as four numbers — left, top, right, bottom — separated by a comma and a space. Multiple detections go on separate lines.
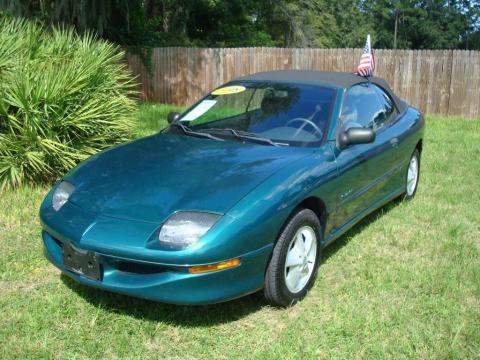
66, 133, 312, 223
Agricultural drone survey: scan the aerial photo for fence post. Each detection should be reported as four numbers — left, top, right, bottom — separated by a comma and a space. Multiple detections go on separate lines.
446, 49, 454, 117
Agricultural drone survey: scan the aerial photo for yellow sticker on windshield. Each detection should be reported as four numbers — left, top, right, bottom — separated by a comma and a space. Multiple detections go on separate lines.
211, 85, 246, 95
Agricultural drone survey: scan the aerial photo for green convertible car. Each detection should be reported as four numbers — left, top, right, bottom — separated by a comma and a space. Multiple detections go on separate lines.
40, 70, 424, 307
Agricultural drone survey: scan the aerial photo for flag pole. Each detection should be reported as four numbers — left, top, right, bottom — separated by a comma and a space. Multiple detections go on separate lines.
367, 34, 373, 85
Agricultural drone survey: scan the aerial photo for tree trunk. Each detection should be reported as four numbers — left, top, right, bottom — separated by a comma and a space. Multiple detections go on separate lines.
394, 10, 398, 49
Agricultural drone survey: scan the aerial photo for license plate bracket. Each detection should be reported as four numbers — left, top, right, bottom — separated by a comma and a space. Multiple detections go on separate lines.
63, 242, 101, 281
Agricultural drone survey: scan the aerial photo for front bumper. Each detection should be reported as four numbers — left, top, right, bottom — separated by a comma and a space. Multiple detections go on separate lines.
42, 231, 271, 304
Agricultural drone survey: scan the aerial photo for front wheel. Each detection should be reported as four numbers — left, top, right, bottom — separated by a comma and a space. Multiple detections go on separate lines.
264, 209, 321, 307
404, 149, 421, 200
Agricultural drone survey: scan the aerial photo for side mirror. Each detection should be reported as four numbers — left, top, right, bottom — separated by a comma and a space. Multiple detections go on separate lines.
167, 112, 181, 124
338, 127, 375, 150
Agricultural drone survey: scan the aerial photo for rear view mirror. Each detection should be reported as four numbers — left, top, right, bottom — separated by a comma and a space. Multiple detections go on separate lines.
167, 112, 181, 124
338, 127, 375, 149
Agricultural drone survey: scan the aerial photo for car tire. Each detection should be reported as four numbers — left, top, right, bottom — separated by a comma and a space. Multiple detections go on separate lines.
404, 149, 421, 200
264, 208, 321, 307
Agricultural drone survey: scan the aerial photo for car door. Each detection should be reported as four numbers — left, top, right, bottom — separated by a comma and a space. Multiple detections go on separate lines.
370, 84, 409, 194
330, 83, 398, 232
369, 84, 405, 196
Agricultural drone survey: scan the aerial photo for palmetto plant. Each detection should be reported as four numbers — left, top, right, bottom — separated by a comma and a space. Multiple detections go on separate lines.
0, 16, 137, 190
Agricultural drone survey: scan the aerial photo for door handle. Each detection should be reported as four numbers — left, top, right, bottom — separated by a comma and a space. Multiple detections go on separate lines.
390, 138, 399, 148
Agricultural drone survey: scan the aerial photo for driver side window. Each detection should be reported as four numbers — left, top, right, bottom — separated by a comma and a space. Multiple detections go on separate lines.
340, 84, 385, 131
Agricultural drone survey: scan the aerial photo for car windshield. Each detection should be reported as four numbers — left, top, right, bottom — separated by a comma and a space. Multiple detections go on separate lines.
172, 82, 336, 147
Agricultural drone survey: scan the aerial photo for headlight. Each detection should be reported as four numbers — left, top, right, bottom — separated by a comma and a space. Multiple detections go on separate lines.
158, 212, 221, 250
52, 181, 75, 211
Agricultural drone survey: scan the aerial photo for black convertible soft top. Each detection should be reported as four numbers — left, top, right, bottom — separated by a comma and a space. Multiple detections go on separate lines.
235, 70, 407, 113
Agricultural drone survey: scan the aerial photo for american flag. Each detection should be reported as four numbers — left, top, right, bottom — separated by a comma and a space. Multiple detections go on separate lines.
357, 34, 375, 77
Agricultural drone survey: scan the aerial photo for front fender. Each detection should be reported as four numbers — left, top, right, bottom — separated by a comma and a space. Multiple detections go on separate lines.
218, 143, 339, 255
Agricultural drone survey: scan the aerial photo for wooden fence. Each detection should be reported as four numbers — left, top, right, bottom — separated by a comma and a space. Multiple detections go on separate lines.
125, 48, 480, 119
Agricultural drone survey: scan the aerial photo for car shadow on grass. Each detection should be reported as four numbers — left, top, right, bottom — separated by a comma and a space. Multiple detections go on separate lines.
61, 274, 265, 326
61, 197, 402, 326
321, 197, 402, 262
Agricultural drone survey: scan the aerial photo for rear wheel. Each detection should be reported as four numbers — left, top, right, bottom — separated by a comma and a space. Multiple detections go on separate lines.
405, 149, 421, 200
264, 209, 321, 307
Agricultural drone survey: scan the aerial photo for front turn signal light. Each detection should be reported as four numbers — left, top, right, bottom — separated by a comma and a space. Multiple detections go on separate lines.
189, 258, 241, 274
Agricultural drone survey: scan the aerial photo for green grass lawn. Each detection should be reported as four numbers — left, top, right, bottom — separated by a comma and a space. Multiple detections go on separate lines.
0, 106, 479, 359
134, 103, 185, 138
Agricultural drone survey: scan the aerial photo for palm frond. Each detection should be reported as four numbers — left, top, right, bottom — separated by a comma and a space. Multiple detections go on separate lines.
0, 16, 137, 190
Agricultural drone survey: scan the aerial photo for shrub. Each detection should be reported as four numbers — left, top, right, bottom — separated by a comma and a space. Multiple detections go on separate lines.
0, 16, 137, 190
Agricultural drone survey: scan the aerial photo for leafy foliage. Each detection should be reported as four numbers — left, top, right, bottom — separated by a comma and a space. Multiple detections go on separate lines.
363, 0, 479, 49
0, 16, 137, 190
1, 0, 479, 49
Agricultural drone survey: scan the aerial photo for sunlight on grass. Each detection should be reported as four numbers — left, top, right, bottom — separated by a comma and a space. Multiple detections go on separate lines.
135, 103, 186, 138
0, 110, 479, 358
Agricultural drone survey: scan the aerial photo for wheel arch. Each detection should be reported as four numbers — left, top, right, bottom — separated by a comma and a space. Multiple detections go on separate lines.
276, 196, 328, 244
416, 139, 423, 154
296, 196, 327, 236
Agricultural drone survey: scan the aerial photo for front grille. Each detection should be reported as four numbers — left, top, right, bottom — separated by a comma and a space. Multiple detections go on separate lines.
114, 261, 166, 275
46, 232, 166, 276
51, 235, 63, 248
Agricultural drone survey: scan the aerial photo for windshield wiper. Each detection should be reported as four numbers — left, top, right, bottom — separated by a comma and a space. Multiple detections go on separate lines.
170, 123, 224, 142
199, 128, 289, 147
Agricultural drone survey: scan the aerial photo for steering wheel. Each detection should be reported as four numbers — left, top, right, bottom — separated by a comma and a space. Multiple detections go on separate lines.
286, 117, 323, 138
